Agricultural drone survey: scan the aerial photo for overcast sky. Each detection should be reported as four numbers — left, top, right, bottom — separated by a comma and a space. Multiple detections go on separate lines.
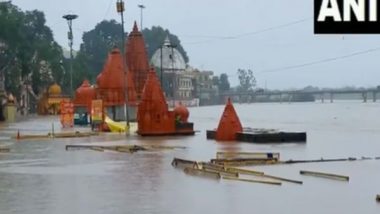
11, 0, 380, 89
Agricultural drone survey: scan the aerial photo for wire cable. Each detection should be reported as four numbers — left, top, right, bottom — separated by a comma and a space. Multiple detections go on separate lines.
260, 46, 380, 73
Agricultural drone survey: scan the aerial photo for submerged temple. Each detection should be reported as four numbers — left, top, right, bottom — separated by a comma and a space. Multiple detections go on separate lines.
137, 68, 194, 136
125, 21, 150, 99
96, 48, 137, 121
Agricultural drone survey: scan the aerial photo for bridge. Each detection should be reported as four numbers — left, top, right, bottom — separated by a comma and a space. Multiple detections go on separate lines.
221, 88, 380, 103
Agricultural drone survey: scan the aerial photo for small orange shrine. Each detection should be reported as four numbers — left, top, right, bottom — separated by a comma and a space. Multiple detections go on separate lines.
137, 68, 194, 136
125, 21, 150, 99
215, 98, 243, 141
72, 80, 96, 124
73, 80, 96, 112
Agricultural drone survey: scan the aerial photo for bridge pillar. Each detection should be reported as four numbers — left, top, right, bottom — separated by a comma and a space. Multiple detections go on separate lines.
330, 93, 334, 103
288, 94, 293, 103
373, 92, 377, 102
320, 93, 324, 103
362, 92, 367, 103
279, 94, 283, 103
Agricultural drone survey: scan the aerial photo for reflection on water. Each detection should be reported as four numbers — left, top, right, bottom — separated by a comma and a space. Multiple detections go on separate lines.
0, 102, 380, 214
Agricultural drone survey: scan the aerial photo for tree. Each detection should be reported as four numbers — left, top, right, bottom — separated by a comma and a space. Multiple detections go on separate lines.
142, 26, 189, 63
237, 69, 256, 92
74, 21, 189, 87
219, 73, 230, 92
76, 20, 123, 84
0, 2, 65, 97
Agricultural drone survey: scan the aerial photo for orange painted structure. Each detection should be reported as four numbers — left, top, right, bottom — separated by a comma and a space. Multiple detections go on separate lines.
137, 68, 194, 136
215, 98, 243, 141
207, 98, 307, 143
125, 21, 150, 99
96, 48, 137, 121
73, 80, 96, 112
97, 48, 137, 106
174, 102, 189, 123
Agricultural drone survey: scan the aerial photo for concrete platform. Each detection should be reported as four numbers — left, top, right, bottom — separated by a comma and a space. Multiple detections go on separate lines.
207, 128, 306, 143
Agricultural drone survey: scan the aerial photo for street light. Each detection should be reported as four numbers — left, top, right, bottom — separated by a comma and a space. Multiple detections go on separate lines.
116, 0, 130, 133
137, 4, 145, 30
62, 14, 78, 97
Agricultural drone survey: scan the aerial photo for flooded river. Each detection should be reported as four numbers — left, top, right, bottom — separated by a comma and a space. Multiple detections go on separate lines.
0, 101, 379, 214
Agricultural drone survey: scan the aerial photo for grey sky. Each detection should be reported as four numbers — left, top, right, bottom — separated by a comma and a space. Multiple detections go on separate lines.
11, 0, 380, 89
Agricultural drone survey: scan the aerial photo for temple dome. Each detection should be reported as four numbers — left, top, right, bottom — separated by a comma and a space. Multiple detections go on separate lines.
174, 102, 189, 122
48, 83, 62, 96
150, 36, 187, 72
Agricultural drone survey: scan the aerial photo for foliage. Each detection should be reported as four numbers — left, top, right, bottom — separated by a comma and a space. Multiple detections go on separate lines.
0, 2, 65, 97
142, 26, 189, 63
75, 20, 123, 85
219, 73, 230, 92
74, 22, 189, 87
237, 68, 256, 92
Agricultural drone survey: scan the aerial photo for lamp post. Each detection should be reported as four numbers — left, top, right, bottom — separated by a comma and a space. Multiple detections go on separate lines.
116, 0, 130, 133
138, 4, 145, 30
62, 14, 78, 97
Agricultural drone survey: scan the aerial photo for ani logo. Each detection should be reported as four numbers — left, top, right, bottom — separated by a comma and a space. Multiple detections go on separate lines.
314, 0, 380, 33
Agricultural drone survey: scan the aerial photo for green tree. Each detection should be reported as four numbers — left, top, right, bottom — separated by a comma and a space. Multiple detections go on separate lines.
76, 20, 123, 83
237, 69, 256, 92
142, 26, 189, 63
0, 2, 65, 97
219, 73, 230, 92
74, 21, 189, 87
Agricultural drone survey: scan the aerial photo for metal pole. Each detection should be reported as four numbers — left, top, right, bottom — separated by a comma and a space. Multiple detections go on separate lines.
117, 0, 130, 133
160, 46, 163, 85
62, 14, 78, 97
171, 46, 175, 107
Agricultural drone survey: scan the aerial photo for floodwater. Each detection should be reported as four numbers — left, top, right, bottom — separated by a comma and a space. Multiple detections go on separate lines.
0, 101, 380, 214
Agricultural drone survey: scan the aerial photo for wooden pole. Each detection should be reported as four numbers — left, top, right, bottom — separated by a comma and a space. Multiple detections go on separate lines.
300, 170, 349, 181
258, 174, 303, 185
223, 176, 282, 186
224, 167, 264, 176
184, 167, 221, 180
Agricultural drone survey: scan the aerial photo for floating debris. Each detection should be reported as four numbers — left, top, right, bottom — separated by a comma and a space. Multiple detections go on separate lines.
14, 131, 98, 140
224, 167, 264, 176
211, 158, 278, 166
216, 152, 280, 160
258, 174, 303, 185
66, 144, 185, 154
172, 158, 199, 169
223, 176, 282, 186
172, 157, 299, 186
199, 162, 239, 177
184, 167, 221, 180
300, 170, 349, 181
0, 147, 10, 153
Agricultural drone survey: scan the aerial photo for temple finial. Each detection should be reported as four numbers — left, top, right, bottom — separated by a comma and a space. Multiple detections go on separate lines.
133, 21, 139, 32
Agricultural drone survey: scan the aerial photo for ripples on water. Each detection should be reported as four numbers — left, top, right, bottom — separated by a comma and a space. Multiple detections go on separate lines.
0, 102, 380, 214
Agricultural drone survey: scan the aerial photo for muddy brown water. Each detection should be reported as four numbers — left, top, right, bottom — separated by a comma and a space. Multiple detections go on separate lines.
0, 101, 379, 214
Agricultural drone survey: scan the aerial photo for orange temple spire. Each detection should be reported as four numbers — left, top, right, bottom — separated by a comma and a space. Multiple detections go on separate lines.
215, 98, 243, 141
125, 21, 150, 99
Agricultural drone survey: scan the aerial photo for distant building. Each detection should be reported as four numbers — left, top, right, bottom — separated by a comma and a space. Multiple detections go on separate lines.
189, 68, 219, 105
151, 36, 195, 105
